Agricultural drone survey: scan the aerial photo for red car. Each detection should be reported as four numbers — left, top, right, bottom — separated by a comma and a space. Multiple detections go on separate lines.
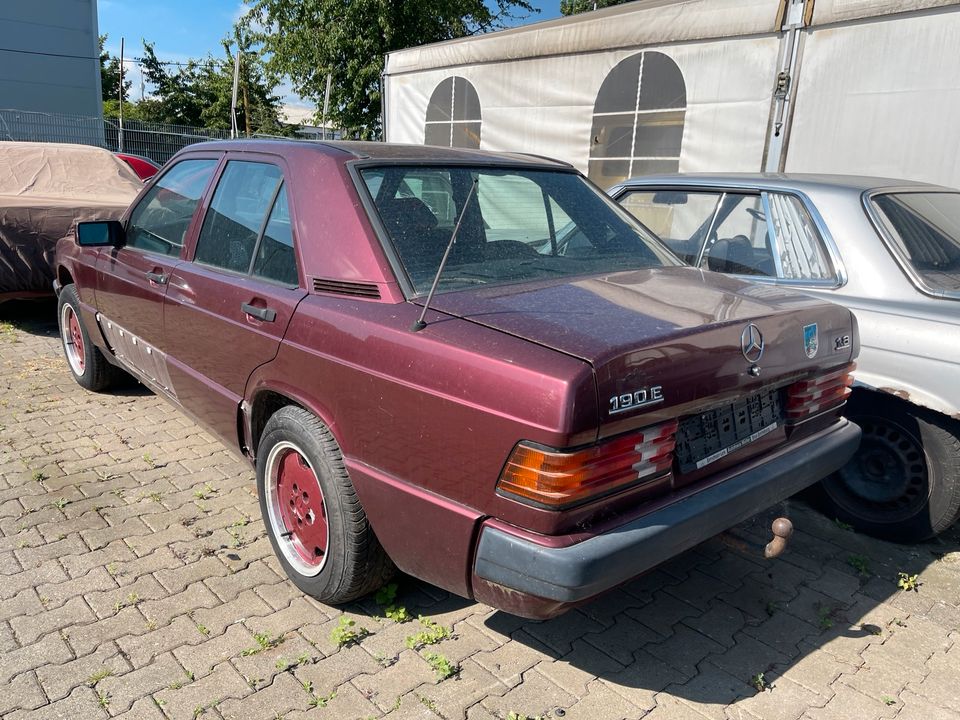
115, 152, 161, 180
54, 140, 860, 618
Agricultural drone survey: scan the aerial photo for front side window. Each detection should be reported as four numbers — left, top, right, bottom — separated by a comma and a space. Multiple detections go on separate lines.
360, 165, 678, 295
618, 188, 835, 282
127, 159, 217, 256
619, 190, 773, 274
870, 192, 960, 296
194, 161, 283, 274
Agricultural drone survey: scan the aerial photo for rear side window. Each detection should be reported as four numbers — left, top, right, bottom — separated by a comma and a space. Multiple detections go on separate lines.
127, 159, 217, 256
194, 161, 283, 273
870, 192, 960, 295
766, 193, 833, 281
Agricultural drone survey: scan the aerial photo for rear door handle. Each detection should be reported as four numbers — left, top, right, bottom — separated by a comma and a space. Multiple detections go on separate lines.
146, 271, 168, 285
241, 302, 276, 322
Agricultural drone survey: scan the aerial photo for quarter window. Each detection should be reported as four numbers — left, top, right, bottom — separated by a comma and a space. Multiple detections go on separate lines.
589, 52, 686, 189
194, 161, 283, 274
424, 77, 482, 149
127, 159, 217, 257
251, 185, 297, 286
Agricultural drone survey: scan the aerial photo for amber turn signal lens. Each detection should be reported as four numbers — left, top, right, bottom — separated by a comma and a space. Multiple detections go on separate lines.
786, 362, 856, 422
496, 421, 678, 509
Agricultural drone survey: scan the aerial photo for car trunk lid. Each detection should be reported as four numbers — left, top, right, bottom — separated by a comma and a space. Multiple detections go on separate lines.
426, 267, 857, 445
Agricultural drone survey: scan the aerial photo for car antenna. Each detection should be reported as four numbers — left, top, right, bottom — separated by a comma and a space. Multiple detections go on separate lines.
411, 177, 479, 332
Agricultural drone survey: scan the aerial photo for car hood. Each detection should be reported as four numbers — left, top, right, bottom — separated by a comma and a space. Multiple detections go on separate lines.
427, 267, 857, 436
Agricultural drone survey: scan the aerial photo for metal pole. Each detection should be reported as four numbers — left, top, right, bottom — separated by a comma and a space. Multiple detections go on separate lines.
322, 73, 332, 140
230, 47, 241, 139
118, 37, 124, 152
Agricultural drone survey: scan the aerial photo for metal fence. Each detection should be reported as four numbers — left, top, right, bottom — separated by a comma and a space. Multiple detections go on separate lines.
105, 119, 232, 164
0, 109, 306, 165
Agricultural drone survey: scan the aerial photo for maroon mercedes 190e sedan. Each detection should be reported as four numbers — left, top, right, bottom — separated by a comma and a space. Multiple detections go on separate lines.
54, 140, 861, 618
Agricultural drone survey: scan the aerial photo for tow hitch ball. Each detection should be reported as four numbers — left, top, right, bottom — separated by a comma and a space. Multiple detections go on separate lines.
764, 517, 794, 559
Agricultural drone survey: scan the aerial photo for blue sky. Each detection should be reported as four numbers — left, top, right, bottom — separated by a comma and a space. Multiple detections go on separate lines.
99, 0, 563, 113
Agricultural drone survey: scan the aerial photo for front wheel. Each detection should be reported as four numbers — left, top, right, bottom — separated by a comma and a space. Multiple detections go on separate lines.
58, 284, 118, 392
256, 406, 394, 604
816, 393, 960, 542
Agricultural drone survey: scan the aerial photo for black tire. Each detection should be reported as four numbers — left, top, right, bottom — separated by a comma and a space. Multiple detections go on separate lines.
57, 284, 118, 392
256, 406, 394, 604
815, 392, 960, 542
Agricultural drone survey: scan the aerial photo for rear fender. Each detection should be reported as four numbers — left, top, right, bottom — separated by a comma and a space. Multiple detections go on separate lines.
852, 373, 959, 421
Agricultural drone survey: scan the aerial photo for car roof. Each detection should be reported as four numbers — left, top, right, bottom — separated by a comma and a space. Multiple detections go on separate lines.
614, 172, 955, 194
182, 138, 573, 169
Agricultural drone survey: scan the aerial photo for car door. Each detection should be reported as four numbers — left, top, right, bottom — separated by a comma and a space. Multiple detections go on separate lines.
95, 157, 220, 392
162, 157, 307, 445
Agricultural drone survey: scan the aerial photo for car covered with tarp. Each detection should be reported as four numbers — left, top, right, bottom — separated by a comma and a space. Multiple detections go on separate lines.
0, 141, 142, 300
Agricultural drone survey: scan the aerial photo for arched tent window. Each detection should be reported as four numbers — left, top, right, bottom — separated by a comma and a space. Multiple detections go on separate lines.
424, 77, 481, 149
588, 52, 686, 189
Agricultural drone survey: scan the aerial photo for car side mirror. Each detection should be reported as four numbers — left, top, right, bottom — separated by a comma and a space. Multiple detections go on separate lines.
76, 220, 125, 247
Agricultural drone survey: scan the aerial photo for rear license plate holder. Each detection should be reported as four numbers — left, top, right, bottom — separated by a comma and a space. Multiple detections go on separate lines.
675, 389, 782, 474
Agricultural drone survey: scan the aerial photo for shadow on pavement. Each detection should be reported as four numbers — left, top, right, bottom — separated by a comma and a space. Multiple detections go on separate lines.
477, 500, 959, 709
0, 298, 58, 337
0, 297, 152, 396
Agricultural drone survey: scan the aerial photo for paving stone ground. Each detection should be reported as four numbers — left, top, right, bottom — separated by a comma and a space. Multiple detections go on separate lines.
1, 301, 958, 720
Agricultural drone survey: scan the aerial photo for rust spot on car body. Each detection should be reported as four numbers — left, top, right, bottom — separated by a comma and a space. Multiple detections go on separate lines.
879, 386, 911, 401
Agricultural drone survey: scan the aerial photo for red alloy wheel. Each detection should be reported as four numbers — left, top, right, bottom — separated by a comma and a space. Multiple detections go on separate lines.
61, 304, 85, 374
270, 444, 329, 574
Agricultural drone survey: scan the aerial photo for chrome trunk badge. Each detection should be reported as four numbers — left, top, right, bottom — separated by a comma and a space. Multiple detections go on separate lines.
741, 324, 764, 363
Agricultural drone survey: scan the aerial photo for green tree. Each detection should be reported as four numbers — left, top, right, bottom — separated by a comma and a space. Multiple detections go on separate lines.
134, 39, 286, 134
560, 0, 633, 15
244, 0, 537, 140
99, 35, 131, 102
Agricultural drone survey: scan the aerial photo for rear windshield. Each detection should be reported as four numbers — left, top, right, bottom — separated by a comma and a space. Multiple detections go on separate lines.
870, 192, 960, 296
359, 165, 678, 295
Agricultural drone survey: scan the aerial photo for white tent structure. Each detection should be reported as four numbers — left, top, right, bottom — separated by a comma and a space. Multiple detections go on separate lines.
383, 0, 960, 190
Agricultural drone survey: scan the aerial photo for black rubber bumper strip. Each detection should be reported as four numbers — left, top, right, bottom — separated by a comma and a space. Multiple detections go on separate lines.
475, 419, 861, 603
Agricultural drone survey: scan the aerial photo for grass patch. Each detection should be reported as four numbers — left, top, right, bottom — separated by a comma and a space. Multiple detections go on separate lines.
330, 617, 368, 648
405, 616, 450, 650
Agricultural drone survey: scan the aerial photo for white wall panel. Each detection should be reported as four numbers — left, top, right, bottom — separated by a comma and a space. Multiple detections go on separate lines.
786, 11, 960, 188
387, 36, 780, 179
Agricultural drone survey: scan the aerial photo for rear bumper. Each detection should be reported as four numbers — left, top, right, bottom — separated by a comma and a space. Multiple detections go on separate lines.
473, 418, 860, 608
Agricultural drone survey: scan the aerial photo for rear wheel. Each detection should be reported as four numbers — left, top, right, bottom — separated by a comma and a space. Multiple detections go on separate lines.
58, 284, 117, 392
817, 393, 960, 542
256, 406, 394, 604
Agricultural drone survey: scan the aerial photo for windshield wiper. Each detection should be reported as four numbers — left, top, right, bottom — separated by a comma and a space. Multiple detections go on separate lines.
411, 178, 479, 332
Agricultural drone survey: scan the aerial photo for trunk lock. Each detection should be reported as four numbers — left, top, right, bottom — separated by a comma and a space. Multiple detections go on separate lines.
764, 517, 794, 558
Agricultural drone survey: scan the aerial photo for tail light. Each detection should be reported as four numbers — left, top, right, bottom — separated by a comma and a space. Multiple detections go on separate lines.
496, 420, 678, 509
785, 363, 856, 423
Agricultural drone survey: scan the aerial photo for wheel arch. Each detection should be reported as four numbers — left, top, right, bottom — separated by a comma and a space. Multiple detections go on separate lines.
242, 383, 343, 460
57, 265, 74, 288
852, 375, 960, 424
